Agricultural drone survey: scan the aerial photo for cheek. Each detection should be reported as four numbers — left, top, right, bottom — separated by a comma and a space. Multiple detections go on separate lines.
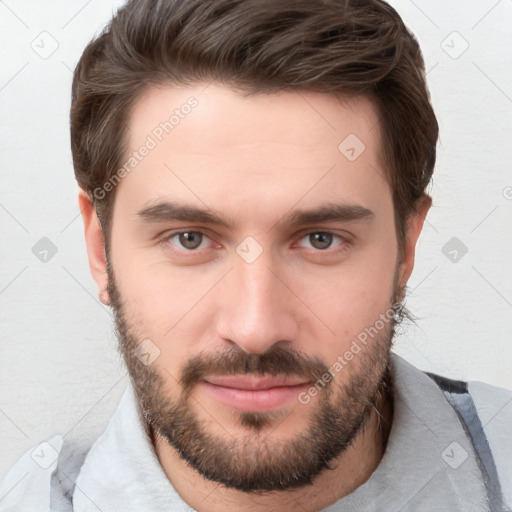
341, 262, 396, 327
112, 260, 219, 372
112, 244, 202, 322
341, 233, 398, 325
291, 245, 397, 358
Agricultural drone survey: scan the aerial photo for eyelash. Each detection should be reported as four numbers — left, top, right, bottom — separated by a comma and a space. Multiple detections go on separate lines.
159, 229, 351, 256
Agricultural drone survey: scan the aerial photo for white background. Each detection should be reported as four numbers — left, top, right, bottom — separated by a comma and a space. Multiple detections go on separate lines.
0, 0, 511, 478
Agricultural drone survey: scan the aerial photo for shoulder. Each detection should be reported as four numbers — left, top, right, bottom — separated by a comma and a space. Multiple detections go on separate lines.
0, 434, 64, 511
468, 379, 512, 508
0, 433, 95, 511
0, 385, 127, 510
391, 353, 512, 507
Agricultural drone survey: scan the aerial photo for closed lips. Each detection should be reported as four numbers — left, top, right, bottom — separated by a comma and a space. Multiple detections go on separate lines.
203, 375, 311, 390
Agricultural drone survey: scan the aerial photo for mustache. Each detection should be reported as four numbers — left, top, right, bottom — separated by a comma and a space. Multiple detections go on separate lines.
180, 346, 330, 392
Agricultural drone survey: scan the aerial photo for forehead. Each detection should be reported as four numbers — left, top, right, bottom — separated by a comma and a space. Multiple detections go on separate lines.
117, 83, 390, 226
128, 83, 381, 156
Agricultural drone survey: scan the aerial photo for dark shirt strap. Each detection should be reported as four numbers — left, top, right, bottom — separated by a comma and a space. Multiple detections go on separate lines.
425, 371, 510, 512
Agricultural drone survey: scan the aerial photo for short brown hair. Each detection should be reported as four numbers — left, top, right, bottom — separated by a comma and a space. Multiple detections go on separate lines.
71, 0, 438, 250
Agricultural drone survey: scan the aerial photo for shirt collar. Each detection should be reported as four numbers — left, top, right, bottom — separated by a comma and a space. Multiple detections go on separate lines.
72, 353, 486, 511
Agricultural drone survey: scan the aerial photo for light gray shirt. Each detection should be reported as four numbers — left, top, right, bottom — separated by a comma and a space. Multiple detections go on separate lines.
1, 353, 511, 511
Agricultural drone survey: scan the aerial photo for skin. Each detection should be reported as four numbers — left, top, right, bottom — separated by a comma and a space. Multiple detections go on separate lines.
79, 83, 430, 511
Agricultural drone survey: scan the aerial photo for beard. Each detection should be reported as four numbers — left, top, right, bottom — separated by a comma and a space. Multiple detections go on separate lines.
107, 262, 401, 493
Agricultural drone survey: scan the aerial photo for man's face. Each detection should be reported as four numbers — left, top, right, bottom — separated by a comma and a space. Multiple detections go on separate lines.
104, 84, 404, 491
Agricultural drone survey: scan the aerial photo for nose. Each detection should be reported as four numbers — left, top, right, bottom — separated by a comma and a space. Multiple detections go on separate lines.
215, 249, 299, 355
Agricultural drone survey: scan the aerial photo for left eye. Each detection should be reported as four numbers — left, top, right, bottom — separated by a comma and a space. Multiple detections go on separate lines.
297, 232, 344, 250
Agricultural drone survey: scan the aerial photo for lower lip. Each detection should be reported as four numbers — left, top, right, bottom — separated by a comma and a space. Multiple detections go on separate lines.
200, 381, 310, 412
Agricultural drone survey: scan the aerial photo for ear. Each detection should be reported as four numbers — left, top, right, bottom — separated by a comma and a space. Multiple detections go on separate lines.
78, 190, 110, 305
396, 195, 431, 301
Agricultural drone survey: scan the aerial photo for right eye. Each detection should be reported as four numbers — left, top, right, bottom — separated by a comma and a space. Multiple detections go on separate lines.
163, 231, 212, 251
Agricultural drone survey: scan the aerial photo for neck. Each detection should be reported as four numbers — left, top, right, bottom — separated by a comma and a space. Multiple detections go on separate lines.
151, 385, 393, 512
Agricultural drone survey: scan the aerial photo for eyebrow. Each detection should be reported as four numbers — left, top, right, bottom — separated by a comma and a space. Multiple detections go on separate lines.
136, 200, 374, 229
136, 201, 232, 228
278, 203, 374, 228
